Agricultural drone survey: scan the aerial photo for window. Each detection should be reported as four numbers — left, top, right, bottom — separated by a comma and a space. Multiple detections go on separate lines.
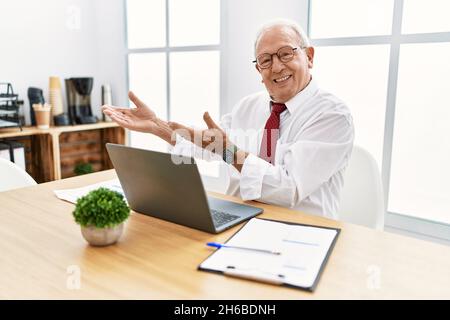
170, 51, 220, 127
402, 0, 450, 34
126, 0, 221, 177
310, 0, 393, 38
309, 0, 450, 234
389, 42, 450, 224
126, 0, 166, 48
312, 45, 390, 166
128, 52, 167, 152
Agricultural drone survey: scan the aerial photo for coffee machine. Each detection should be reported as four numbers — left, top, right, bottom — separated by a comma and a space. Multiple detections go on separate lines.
65, 77, 97, 124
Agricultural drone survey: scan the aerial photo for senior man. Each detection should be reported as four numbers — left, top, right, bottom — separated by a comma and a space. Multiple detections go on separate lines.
103, 19, 354, 219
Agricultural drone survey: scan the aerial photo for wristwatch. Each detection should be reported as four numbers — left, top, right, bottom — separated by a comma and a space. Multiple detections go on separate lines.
223, 144, 238, 164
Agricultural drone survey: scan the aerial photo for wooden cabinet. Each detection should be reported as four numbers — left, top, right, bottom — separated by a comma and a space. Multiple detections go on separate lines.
0, 122, 126, 183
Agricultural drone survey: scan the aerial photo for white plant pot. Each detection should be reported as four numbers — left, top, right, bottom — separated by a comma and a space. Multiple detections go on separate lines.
81, 223, 124, 246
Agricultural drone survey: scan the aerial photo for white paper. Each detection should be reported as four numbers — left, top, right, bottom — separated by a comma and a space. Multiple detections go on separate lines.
54, 179, 126, 204
200, 218, 338, 289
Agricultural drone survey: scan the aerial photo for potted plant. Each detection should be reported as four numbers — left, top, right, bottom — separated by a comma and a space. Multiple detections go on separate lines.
74, 162, 93, 176
73, 187, 130, 246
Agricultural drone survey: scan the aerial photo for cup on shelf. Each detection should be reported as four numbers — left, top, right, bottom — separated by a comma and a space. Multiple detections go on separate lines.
33, 103, 52, 129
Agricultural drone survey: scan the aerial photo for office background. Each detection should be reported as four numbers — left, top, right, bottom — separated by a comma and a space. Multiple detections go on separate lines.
1, 0, 449, 245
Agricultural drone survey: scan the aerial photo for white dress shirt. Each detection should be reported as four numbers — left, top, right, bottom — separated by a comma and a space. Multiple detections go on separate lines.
172, 78, 354, 220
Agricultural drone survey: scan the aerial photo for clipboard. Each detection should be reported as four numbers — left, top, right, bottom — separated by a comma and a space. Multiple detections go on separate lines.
198, 218, 340, 292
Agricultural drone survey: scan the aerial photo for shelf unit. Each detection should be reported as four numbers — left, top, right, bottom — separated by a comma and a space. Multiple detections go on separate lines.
0, 122, 126, 182
0, 83, 23, 130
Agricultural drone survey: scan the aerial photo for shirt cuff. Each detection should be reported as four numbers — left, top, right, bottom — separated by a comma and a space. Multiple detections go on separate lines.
239, 153, 271, 200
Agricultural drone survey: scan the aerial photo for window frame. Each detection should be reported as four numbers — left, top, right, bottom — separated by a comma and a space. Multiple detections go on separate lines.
124, 0, 222, 121
123, 0, 227, 190
308, 0, 450, 241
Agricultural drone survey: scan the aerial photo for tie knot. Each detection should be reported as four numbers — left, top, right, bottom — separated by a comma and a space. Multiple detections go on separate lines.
271, 102, 287, 114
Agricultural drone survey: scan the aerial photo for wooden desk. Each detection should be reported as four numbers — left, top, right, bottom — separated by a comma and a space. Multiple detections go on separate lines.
1, 170, 449, 299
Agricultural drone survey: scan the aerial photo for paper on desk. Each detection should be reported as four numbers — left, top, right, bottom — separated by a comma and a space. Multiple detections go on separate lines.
54, 179, 126, 204
200, 218, 338, 289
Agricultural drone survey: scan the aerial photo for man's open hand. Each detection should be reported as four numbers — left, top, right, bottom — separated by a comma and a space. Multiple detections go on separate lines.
102, 91, 160, 134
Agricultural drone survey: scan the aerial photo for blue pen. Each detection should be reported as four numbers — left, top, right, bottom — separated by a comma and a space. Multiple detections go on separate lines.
207, 242, 281, 255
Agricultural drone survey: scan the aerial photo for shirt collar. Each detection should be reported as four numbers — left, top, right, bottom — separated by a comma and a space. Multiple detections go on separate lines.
269, 77, 319, 114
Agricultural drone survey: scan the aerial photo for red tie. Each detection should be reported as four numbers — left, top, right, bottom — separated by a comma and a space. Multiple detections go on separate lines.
259, 102, 287, 164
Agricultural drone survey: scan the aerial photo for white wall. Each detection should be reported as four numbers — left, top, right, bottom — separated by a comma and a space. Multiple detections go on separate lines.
221, 0, 309, 113
0, 0, 127, 124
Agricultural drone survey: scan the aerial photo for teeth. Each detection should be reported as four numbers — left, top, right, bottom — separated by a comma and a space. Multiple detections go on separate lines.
274, 75, 290, 83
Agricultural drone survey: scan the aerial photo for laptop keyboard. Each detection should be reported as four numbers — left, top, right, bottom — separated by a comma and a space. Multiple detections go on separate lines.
211, 209, 240, 227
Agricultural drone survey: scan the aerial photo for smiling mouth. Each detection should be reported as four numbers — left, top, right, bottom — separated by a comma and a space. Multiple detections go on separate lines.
273, 75, 292, 83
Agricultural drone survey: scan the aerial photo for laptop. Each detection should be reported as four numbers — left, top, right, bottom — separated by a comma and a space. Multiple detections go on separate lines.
106, 143, 263, 233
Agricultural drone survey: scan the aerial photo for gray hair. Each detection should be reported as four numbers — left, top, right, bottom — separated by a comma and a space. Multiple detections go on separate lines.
254, 19, 311, 56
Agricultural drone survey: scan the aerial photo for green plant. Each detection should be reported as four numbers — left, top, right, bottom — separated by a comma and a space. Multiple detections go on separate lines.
74, 162, 93, 176
73, 187, 130, 228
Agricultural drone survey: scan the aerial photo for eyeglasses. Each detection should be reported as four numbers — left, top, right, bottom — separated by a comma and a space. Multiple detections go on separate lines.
253, 46, 300, 69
